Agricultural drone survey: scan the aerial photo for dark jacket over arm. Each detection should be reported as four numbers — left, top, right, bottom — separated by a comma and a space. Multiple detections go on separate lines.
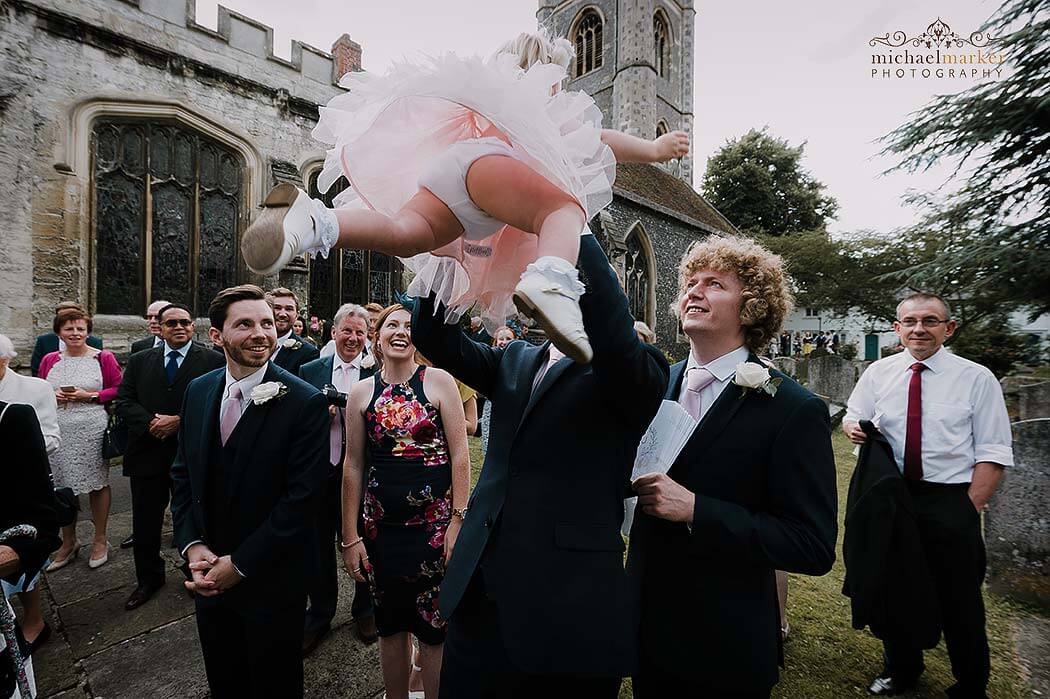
0, 402, 61, 581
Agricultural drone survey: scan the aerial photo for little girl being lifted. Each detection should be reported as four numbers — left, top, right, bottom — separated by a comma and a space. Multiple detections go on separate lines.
241, 29, 688, 363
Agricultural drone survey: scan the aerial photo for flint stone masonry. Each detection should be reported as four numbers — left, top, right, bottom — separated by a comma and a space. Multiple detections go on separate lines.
1019, 381, 1050, 420
986, 418, 1050, 608
0, 0, 350, 357
806, 355, 859, 405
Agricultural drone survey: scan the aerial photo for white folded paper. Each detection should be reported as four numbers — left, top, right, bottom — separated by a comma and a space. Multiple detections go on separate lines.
623, 400, 697, 536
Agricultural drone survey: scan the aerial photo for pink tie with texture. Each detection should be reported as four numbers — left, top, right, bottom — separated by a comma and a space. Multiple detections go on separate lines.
219, 383, 243, 446
681, 367, 716, 421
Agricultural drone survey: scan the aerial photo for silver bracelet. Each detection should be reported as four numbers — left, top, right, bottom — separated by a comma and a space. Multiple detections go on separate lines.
339, 536, 364, 549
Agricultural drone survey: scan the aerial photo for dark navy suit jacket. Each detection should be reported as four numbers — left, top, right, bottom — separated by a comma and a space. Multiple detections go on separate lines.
627, 356, 838, 692
412, 234, 668, 677
170, 363, 328, 610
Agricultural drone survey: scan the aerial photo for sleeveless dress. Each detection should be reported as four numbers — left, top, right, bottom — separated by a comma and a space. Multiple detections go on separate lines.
45, 354, 109, 495
362, 365, 452, 645
312, 52, 617, 334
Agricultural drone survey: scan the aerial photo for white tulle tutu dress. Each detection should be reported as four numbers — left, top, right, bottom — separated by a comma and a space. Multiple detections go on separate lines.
312, 52, 616, 332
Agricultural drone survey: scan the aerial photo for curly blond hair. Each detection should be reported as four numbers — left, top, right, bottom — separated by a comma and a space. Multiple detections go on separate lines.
494, 29, 574, 71
672, 235, 793, 354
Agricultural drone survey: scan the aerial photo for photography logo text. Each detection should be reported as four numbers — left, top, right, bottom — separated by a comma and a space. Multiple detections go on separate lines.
869, 18, 1003, 81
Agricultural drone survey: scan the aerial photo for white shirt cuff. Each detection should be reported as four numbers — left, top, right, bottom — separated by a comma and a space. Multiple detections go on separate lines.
181, 540, 203, 558
974, 445, 1013, 468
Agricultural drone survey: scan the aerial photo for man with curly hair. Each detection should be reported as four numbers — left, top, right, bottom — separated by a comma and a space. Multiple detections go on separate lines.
627, 235, 838, 698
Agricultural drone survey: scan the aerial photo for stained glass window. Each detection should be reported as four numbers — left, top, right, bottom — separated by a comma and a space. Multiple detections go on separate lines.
92, 120, 242, 317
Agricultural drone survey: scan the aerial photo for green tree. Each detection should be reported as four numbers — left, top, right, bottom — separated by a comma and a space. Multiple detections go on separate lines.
880, 0, 1050, 318
701, 128, 838, 236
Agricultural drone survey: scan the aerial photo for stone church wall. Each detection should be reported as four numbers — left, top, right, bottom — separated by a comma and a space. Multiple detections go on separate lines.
0, 0, 344, 358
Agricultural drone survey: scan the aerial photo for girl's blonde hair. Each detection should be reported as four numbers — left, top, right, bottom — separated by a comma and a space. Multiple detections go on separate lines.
495, 29, 574, 71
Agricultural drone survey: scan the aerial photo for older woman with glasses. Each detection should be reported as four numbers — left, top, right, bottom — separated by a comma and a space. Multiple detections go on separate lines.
39, 307, 122, 571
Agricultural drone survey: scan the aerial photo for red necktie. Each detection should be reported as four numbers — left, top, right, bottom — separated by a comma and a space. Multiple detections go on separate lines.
903, 362, 927, 480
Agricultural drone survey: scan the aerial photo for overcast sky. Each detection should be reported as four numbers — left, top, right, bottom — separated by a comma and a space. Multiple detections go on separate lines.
195, 0, 1006, 235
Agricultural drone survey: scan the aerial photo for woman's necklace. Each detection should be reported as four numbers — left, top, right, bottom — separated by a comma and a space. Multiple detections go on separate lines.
381, 363, 417, 386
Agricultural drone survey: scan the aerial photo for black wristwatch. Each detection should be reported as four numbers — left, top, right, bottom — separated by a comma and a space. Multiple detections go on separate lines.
89, 394, 100, 404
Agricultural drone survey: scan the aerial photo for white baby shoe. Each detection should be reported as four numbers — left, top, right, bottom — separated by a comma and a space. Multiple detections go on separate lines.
513, 256, 593, 364
241, 184, 338, 275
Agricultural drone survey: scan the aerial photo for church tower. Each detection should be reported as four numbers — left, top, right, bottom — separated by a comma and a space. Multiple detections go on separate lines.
537, 0, 695, 184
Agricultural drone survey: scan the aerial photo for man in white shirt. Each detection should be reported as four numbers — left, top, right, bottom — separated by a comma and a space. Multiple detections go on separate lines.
844, 292, 1012, 698
297, 303, 377, 653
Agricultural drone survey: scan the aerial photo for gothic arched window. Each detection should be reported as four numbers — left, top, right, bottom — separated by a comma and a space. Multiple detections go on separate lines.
625, 227, 653, 324
92, 119, 243, 317
654, 11, 671, 79
306, 170, 402, 323
656, 120, 669, 138
572, 10, 604, 78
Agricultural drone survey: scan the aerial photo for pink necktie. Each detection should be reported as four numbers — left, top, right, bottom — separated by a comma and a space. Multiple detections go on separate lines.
681, 367, 716, 421
219, 384, 243, 445
330, 366, 345, 466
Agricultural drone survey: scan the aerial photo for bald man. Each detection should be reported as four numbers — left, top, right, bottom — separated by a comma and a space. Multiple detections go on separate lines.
131, 300, 172, 354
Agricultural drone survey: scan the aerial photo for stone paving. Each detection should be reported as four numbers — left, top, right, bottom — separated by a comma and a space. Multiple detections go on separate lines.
17, 476, 385, 698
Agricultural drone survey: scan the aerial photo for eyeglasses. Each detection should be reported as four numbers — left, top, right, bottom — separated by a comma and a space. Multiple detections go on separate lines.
162, 319, 193, 328
896, 318, 950, 328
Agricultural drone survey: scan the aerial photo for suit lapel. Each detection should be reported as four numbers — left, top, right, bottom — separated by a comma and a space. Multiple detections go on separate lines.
196, 371, 225, 496
672, 353, 762, 477
514, 342, 563, 431
170, 344, 199, 386
224, 363, 280, 501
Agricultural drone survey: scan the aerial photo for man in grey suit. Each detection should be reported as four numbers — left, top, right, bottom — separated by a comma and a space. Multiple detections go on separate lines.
298, 303, 377, 654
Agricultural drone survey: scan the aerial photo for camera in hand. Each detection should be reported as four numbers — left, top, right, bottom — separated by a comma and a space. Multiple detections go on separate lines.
322, 384, 348, 408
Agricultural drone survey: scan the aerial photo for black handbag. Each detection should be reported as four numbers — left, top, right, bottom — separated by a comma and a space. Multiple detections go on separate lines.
102, 408, 128, 460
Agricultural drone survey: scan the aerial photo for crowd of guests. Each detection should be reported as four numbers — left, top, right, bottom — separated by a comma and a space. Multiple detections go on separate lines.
0, 235, 1012, 699
768, 329, 844, 358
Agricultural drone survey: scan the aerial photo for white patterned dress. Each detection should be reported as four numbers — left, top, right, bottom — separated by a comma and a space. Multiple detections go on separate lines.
45, 354, 109, 494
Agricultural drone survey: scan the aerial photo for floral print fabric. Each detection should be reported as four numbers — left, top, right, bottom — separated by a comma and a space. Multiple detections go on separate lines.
362, 366, 452, 639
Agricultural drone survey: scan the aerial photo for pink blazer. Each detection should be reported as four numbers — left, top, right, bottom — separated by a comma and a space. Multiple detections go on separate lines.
39, 350, 123, 404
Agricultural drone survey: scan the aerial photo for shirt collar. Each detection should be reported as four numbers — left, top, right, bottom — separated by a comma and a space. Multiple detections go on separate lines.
903, 345, 948, 373
153, 336, 163, 347
334, 352, 362, 372
687, 345, 750, 383
223, 364, 268, 401
277, 330, 293, 343
163, 341, 192, 359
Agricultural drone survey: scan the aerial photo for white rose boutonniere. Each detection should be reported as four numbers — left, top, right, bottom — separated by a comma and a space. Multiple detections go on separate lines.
282, 337, 302, 350
360, 354, 376, 369
251, 381, 288, 405
733, 362, 782, 398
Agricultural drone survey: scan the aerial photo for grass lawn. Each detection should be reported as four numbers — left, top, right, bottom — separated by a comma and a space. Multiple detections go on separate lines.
465, 431, 1031, 697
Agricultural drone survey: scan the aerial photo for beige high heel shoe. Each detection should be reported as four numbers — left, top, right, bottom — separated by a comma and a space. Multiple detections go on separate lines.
88, 541, 111, 569
45, 541, 81, 572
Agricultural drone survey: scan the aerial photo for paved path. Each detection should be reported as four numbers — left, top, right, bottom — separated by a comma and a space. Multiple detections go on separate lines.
20, 475, 385, 698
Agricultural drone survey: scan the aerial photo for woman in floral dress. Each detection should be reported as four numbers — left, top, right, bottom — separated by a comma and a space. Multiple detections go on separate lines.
342, 303, 470, 699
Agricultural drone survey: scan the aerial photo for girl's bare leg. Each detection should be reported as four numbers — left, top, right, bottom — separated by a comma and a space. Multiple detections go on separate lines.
464, 156, 585, 263
330, 190, 464, 257
465, 155, 593, 362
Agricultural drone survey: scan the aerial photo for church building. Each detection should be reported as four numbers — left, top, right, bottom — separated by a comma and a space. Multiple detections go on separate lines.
0, 0, 736, 361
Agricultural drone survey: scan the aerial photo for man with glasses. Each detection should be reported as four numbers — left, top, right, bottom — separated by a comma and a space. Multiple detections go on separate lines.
843, 293, 1012, 698
131, 300, 172, 354
116, 303, 223, 610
